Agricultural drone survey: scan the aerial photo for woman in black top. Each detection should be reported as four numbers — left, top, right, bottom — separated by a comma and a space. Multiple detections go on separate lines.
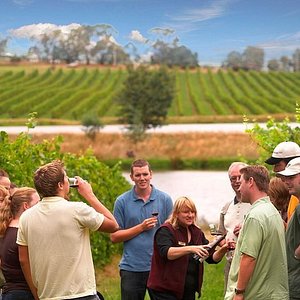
0, 187, 40, 300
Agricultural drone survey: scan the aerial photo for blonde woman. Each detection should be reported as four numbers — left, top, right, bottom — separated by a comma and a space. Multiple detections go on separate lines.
0, 187, 40, 300
147, 196, 228, 300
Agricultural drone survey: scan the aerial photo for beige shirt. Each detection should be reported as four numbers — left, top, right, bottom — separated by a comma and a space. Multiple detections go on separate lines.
17, 196, 104, 300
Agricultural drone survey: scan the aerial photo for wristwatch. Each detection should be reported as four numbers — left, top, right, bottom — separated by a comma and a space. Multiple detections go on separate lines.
234, 288, 245, 295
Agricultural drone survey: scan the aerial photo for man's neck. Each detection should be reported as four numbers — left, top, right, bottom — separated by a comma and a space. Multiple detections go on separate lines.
250, 192, 268, 205
135, 185, 152, 202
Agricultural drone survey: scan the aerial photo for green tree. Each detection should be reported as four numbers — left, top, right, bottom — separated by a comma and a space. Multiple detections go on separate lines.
81, 113, 103, 140
115, 66, 175, 141
223, 51, 243, 71
245, 107, 300, 164
292, 49, 300, 72
267, 59, 280, 71
242, 46, 264, 71
0, 115, 129, 266
0, 37, 8, 56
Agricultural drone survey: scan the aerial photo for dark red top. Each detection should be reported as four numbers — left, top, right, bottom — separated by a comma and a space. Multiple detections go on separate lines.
1, 227, 32, 294
147, 223, 217, 299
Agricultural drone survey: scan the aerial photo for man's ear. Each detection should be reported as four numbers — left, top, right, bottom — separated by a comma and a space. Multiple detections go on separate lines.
58, 181, 64, 190
248, 177, 254, 187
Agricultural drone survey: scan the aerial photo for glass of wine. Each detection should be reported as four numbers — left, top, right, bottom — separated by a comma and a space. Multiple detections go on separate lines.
226, 232, 237, 259
209, 223, 219, 236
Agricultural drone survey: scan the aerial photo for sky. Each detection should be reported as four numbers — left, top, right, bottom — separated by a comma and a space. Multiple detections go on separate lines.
1, 0, 300, 66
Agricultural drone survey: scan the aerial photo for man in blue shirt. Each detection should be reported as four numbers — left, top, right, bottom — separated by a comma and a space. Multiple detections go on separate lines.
111, 159, 173, 300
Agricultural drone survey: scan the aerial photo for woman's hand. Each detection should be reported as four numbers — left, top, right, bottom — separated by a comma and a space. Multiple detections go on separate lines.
189, 245, 210, 258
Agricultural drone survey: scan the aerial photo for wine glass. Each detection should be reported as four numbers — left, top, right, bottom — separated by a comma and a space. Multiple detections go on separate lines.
226, 232, 237, 260
209, 223, 219, 236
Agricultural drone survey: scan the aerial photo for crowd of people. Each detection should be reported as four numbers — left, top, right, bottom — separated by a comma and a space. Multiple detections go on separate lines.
0, 141, 299, 300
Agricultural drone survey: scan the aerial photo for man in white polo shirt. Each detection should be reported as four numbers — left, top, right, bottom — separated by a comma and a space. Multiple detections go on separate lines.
17, 160, 119, 300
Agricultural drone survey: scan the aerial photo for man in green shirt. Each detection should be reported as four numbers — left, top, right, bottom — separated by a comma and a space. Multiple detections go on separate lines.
225, 165, 289, 300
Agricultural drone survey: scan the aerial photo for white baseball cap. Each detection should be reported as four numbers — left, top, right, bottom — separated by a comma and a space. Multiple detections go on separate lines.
265, 142, 300, 165
277, 157, 300, 176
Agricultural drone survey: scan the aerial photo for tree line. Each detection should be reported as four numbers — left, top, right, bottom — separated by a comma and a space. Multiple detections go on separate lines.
1, 23, 299, 70
222, 46, 300, 72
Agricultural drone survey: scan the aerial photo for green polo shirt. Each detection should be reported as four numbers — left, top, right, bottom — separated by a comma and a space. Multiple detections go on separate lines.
225, 197, 289, 300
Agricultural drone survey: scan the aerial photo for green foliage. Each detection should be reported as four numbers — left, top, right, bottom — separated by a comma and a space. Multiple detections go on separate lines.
115, 65, 175, 141
245, 106, 300, 164
0, 115, 130, 266
0, 67, 300, 123
81, 113, 103, 140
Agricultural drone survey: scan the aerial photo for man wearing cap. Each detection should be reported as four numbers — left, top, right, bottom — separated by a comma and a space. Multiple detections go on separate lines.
277, 157, 300, 300
265, 141, 300, 221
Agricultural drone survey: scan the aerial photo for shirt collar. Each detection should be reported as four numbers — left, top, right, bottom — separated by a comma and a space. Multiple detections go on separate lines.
132, 185, 156, 202
41, 196, 66, 202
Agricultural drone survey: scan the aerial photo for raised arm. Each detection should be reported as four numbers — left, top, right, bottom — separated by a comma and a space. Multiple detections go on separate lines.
76, 177, 119, 233
19, 245, 39, 300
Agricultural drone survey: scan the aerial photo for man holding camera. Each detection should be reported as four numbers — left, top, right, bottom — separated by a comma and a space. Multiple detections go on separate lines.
110, 159, 173, 300
17, 160, 119, 300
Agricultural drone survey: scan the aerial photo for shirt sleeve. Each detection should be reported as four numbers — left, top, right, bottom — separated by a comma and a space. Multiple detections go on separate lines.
239, 217, 262, 259
74, 202, 104, 231
16, 215, 28, 246
155, 227, 174, 259
113, 197, 125, 229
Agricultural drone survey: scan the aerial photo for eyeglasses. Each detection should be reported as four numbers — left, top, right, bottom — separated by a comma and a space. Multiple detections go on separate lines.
229, 176, 241, 182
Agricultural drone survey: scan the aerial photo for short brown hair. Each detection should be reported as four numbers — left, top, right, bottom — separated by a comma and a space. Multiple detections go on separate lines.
130, 159, 151, 175
34, 160, 65, 197
240, 165, 270, 193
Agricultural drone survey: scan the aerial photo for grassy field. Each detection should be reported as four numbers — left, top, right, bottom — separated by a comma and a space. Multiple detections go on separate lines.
96, 229, 225, 300
24, 131, 259, 169
0, 64, 299, 124
96, 256, 226, 300
96, 232, 226, 300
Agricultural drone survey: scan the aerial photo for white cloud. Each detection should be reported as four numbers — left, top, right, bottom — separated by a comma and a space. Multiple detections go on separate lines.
139, 51, 153, 63
9, 23, 81, 39
257, 31, 300, 57
129, 30, 148, 44
13, 0, 33, 6
165, 0, 233, 32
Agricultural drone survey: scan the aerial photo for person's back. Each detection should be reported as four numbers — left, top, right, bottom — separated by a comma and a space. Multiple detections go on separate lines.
17, 160, 119, 300
18, 197, 99, 299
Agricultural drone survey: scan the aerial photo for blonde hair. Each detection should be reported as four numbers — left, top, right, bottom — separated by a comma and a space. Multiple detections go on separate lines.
0, 187, 37, 235
168, 196, 198, 228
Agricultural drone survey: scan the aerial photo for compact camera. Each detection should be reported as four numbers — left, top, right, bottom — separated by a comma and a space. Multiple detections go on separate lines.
68, 177, 79, 188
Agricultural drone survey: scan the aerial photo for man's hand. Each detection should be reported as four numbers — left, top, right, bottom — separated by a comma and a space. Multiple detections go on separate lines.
233, 224, 242, 237
141, 217, 158, 231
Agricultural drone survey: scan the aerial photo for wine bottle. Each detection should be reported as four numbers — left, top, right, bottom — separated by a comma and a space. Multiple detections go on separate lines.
193, 234, 226, 263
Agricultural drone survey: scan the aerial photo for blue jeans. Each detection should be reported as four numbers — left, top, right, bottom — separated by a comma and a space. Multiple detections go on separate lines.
120, 270, 152, 300
2, 290, 34, 300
